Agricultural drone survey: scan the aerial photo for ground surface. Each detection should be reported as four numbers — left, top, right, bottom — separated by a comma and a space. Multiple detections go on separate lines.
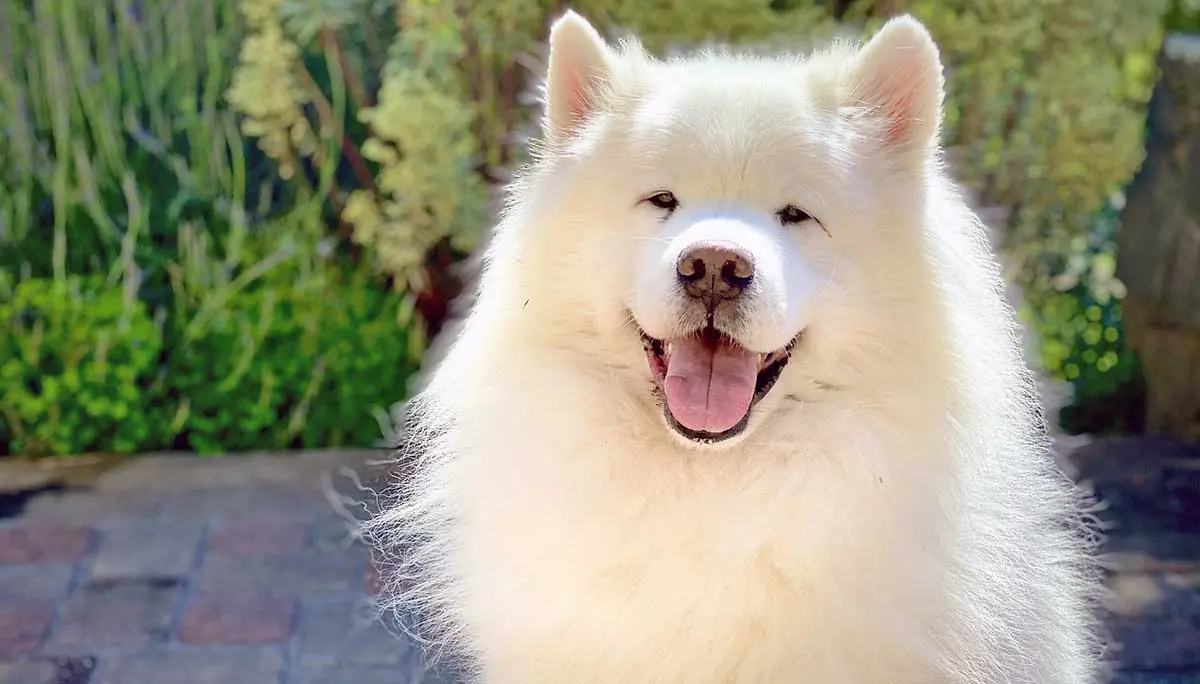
0, 439, 1196, 684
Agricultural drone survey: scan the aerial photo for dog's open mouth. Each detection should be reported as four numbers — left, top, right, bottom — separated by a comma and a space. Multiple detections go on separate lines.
640, 324, 798, 443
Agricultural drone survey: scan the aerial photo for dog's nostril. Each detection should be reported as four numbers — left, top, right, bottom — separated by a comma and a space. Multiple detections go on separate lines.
675, 243, 755, 300
720, 259, 752, 287
678, 257, 706, 283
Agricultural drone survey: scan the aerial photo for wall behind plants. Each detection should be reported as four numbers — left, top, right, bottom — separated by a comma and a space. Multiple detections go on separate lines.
0, 0, 1174, 456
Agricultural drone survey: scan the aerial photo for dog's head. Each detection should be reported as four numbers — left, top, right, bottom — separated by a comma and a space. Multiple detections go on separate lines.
504, 12, 947, 448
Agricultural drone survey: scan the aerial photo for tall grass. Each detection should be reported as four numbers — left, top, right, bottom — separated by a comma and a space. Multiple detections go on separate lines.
3, 0, 247, 277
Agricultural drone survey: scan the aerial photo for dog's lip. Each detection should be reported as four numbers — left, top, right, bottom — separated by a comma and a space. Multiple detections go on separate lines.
638, 325, 800, 444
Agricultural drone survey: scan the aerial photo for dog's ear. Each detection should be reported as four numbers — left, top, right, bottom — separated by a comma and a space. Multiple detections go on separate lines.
843, 15, 944, 154
544, 11, 615, 142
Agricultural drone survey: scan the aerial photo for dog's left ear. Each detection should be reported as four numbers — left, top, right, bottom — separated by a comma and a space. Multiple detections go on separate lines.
844, 15, 944, 154
543, 11, 615, 143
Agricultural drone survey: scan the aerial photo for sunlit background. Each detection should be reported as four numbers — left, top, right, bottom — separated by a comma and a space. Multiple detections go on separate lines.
1, 1, 1197, 682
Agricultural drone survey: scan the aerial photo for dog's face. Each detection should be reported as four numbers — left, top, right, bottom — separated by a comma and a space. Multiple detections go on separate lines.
526, 12, 945, 447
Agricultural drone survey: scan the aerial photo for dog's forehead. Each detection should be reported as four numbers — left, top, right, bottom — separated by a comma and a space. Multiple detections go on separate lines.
616, 60, 851, 194
626, 59, 837, 150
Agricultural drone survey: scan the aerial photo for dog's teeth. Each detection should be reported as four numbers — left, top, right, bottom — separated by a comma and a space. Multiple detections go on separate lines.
666, 342, 673, 355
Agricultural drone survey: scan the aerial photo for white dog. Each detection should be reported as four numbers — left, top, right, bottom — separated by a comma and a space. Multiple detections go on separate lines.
366, 11, 1106, 684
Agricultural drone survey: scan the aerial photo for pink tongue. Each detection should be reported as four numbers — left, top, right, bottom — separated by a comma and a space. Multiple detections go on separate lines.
663, 337, 758, 434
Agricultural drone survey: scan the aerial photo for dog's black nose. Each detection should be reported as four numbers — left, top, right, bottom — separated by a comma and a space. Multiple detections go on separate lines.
676, 242, 754, 306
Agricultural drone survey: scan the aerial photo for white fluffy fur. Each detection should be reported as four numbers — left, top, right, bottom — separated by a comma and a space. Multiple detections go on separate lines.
366, 12, 1106, 684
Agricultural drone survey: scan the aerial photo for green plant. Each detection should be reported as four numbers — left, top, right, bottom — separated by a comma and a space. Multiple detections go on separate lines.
907, 0, 1170, 295
166, 257, 423, 454
1023, 196, 1145, 434
0, 0, 425, 458
227, 0, 489, 303
0, 277, 163, 456
0, 0, 258, 289
1166, 0, 1200, 31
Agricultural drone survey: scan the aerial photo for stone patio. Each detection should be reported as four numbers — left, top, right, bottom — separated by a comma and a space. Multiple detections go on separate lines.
0, 439, 1197, 683
0, 450, 444, 684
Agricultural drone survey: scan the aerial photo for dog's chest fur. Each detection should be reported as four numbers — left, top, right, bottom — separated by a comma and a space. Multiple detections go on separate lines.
439, 391, 956, 684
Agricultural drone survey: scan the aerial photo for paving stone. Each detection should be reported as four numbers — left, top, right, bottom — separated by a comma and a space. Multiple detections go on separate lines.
1108, 533, 1200, 563
92, 454, 299, 493
1113, 615, 1200, 671
0, 656, 97, 684
310, 513, 369, 552
158, 485, 322, 521
290, 664, 449, 684
53, 657, 98, 684
0, 524, 92, 565
1113, 674, 1200, 684
47, 579, 180, 652
93, 646, 285, 684
0, 660, 57, 684
19, 490, 161, 523
0, 564, 75, 601
90, 519, 203, 581
1110, 576, 1200, 671
296, 596, 415, 669
0, 603, 54, 656
209, 516, 308, 557
195, 549, 361, 596
92, 451, 373, 495
364, 558, 385, 596
310, 514, 372, 588
178, 596, 296, 645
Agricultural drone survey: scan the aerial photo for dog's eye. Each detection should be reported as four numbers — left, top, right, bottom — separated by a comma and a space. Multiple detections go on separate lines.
643, 191, 679, 213
776, 204, 812, 226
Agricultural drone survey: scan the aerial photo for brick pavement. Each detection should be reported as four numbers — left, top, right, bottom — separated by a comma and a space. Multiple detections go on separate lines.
0, 450, 446, 684
0, 440, 1196, 684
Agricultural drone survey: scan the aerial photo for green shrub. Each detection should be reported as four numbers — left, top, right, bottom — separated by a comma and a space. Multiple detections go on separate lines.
1167, 0, 1200, 31
1023, 196, 1144, 434
165, 262, 422, 455
227, 0, 489, 289
0, 0, 425, 458
0, 256, 423, 458
0, 276, 163, 456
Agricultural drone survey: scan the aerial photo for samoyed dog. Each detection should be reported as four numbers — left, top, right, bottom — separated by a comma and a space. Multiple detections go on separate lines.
366, 11, 1106, 684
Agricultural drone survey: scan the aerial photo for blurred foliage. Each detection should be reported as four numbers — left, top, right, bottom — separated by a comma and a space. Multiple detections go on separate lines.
0, 276, 162, 457
1167, 0, 1200, 31
343, 0, 487, 286
1023, 196, 1146, 435
0, 0, 422, 457
226, 0, 1166, 430
0, 0, 1183, 455
167, 243, 422, 454
908, 0, 1168, 286
226, 0, 487, 290
0, 0, 251, 288
223, 0, 1172, 292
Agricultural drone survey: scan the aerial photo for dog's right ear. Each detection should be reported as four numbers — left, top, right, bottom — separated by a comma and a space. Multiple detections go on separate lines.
543, 11, 614, 143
